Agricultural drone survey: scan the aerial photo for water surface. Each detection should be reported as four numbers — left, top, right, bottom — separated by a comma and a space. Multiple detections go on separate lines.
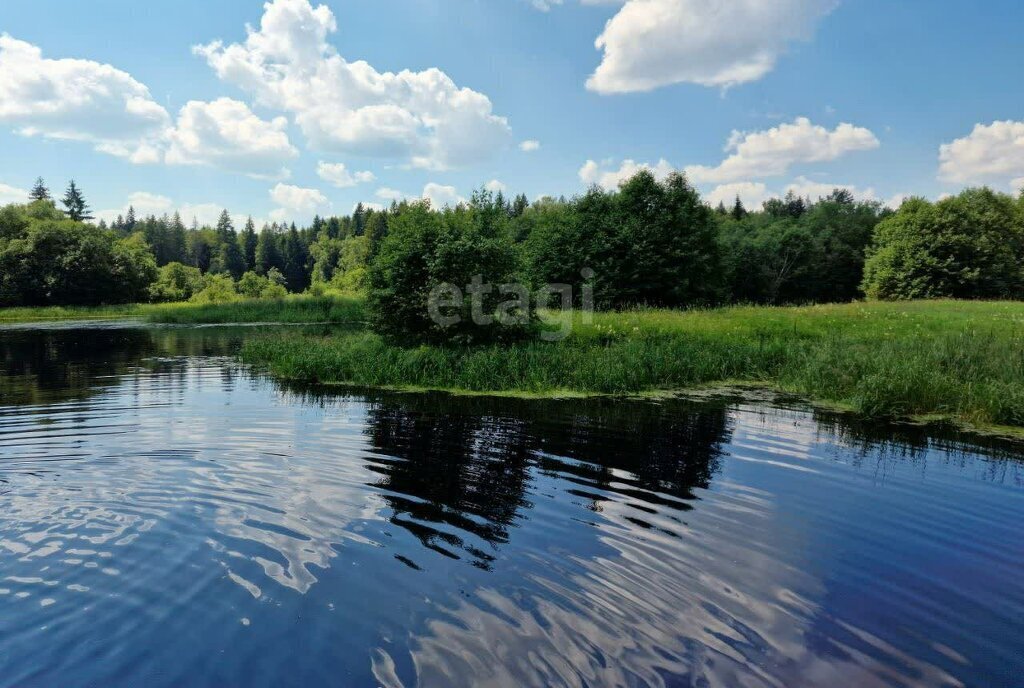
0, 323, 1022, 687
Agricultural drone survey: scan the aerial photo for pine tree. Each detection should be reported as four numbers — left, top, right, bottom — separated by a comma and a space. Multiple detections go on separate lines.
240, 217, 258, 269
715, 201, 728, 216
353, 203, 366, 237
125, 205, 137, 232
215, 210, 234, 239
283, 223, 309, 292
219, 238, 247, 280
511, 193, 529, 218
731, 195, 747, 221
255, 227, 283, 275
168, 212, 188, 265
62, 180, 93, 222
29, 177, 50, 202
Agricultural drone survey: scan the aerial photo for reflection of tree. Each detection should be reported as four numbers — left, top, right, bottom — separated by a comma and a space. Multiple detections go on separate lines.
0, 328, 153, 407
0, 325, 269, 408
351, 393, 732, 568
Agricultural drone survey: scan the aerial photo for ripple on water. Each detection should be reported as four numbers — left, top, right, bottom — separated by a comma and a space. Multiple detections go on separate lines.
0, 325, 1023, 687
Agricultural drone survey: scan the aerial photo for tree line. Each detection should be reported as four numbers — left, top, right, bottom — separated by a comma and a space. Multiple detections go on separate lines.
3, 174, 1023, 334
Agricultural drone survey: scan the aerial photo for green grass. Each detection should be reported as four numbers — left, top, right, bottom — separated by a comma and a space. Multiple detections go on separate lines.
0, 295, 366, 325
240, 300, 1024, 431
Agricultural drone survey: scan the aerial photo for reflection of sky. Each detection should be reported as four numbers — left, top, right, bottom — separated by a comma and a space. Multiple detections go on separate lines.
0, 325, 1022, 687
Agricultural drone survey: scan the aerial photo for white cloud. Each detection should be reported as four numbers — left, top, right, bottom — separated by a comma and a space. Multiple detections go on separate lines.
375, 187, 404, 201
94, 191, 256, 229
783, 176, 875, 202
587, 0, 837, 93
195, 0, 512, 170
484, 179, 507, 194
316, 161, 375, 188
938, 120, 1024, 190
519, 139, 541, 152
269, 182, 330, 222
705, 182, 770, 209
422, 183, 465, 208
0, 34, 170, 161
166, 98, 297, 179
579, 157, 674, 189
685, 117, 879, 184
884, 193, 910, 209
0, 182, 29, 205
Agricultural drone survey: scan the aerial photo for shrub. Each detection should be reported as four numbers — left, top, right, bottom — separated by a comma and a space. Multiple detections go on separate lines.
189, 274, 239, 304
150, 262, 205, 302
367, 194, 535, 345
863, 189, 1024, 300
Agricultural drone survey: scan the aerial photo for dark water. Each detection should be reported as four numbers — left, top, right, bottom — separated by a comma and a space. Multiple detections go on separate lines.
0, 324, 1022, 688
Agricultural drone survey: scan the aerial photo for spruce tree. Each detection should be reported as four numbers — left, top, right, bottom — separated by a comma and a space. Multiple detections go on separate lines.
61, 180, 93, 222
125, 205, 137, 232
731, 195, 747, 221
240, 217, 258, 269
29, 177, 50, 202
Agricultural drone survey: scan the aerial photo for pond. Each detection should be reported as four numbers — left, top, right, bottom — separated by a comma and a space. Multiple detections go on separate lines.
0, 323, 1021, 687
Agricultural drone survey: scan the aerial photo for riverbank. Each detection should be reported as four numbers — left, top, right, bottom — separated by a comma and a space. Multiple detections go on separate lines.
0, 296, 364, 325
240, 300, 1024, 432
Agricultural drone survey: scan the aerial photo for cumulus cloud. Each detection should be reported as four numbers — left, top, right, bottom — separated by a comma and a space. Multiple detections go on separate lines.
938, 120, 1024, 190
375, 187, 404, 201
0, 34, 170, 161
269, 182, 330, 222
783, 176, 875, 201
316, 161, 375, 188
484, 179, 507, 193
423, 183, 466, 208
705, 182, 770, 209
587, 0, 837, 93
579, 157, 674, 189
685, 117, 879, 184
94, 191, 256, 228
166, 98, 297, 179
0, 181, 29, 205
0, 35, 304, 178
519, 139, 541, 152
195, 0, 512, 170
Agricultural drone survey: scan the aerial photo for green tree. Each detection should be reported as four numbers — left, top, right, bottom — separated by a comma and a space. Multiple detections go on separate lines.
240, 217, 258, 269
61, 180, 93, 222
29, 177, 50, 202
368, 194, 533, 344
862, 189, 1024, 300
149, 262, 205, 302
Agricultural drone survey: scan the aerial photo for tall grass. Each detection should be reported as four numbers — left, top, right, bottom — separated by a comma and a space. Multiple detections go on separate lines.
144, 296, 365, 324
241, 300, 1024, 429
0, 295, 366, 325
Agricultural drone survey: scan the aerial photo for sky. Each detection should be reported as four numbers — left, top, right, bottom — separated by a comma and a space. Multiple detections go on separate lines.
1, 0, 1023, 227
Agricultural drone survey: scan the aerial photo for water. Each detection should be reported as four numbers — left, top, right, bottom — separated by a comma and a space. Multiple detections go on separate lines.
0, 323, 1022, 687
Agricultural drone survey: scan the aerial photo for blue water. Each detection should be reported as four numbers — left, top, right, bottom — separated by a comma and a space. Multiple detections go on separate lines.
0, 323, 1022, 687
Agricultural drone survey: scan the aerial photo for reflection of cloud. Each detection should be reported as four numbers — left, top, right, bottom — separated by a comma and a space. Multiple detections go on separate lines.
399, 488, 958, 687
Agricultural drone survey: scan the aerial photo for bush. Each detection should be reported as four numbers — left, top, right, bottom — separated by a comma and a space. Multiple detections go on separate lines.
863, 189, 1024, 300
189, 274, 240, 304
0, 202, 156, 306
150, 262, 205, 302
367, 194, 535, 345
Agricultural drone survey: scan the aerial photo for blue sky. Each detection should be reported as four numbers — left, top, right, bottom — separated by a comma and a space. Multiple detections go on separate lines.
2, 0, 1023, 227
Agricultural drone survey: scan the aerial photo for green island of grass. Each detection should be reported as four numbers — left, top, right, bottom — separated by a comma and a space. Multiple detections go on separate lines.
237, 298, 1024, 434
3, 297, 1022, 435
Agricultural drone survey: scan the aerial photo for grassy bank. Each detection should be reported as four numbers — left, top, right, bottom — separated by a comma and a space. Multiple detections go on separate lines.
0, 296, 365, 325
240, 300, 1024, 431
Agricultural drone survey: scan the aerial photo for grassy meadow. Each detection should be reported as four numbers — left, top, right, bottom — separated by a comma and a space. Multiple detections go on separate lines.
4, 297, 1023, 432
240, 300, 1024, 432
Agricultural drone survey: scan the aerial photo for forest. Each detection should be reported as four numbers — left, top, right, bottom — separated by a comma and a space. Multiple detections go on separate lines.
2, 174, 1023, 339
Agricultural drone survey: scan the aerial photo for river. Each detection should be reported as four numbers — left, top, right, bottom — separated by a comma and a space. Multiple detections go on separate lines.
0, 323, 1021, 687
